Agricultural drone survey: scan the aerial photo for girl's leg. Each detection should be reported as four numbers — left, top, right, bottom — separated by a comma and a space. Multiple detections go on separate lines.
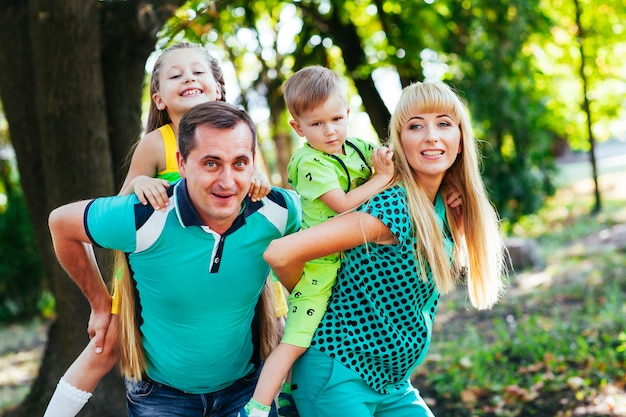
44, 315, 119, 417
291, 348, 370, 417
277, 368, 298, 417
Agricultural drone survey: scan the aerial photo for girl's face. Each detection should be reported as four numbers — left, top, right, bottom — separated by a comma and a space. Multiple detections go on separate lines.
400, 111, 462, 187
152, 49, 222, 119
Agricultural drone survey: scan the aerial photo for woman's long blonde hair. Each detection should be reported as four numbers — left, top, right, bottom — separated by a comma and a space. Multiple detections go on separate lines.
389, 81, 505, 310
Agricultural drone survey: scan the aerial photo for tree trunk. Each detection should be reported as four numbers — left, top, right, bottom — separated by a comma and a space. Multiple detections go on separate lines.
0, 1, 179, 415
101, 0, 181, 190
573, 0, 601, 214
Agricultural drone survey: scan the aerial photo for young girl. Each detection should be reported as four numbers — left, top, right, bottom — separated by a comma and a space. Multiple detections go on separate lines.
43, 42, 274, 417
263, 81, 506, 417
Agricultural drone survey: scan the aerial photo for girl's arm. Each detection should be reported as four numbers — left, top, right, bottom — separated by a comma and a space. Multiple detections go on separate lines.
264, 211, 396, 292
119, 130, 170, 210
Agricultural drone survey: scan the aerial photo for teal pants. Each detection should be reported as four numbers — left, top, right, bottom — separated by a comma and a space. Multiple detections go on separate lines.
291, 348, 434, 417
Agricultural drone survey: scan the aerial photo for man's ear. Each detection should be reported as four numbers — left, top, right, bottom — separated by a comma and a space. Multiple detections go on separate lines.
289, 119, 305, 137
176, 151, 186, 177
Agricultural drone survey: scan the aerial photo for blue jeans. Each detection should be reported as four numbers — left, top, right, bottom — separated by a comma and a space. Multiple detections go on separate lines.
126, 367, 278, 417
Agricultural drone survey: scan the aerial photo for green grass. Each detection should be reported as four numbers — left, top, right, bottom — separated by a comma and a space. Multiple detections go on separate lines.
414, 168, 626, 416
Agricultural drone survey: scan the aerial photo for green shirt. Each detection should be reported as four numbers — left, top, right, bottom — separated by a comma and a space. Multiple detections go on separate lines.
287, 137, 375, 229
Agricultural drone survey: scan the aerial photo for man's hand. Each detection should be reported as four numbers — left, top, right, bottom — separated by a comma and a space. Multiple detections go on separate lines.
49, 200, 114, 352
88, 306, 113, 354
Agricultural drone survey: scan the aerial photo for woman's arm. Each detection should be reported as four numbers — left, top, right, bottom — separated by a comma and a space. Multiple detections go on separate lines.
264, 211, 396, 292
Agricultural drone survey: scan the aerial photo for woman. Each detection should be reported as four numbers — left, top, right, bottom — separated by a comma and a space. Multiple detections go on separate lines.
264, 81, 506, 417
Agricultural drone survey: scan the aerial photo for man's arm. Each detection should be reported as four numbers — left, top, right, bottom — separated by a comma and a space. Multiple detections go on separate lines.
48, 200, 113, 353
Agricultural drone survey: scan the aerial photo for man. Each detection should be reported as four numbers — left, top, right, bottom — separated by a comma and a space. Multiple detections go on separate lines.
48, 101, 301, 417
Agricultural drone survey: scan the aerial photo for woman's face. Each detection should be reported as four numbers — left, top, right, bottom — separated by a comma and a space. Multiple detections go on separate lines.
400, 111, 462, 187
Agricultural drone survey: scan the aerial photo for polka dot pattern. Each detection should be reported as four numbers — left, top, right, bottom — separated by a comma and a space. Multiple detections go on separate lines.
310, 185, 450, 394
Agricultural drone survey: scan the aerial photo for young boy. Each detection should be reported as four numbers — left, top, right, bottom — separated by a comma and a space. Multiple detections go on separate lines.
239, 66, 394, 417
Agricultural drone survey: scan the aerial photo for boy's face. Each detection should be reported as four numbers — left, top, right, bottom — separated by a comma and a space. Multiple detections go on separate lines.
289, 94, 349, 155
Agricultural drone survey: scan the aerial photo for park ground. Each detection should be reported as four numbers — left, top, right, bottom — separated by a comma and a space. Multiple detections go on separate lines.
0, 139, 625, 415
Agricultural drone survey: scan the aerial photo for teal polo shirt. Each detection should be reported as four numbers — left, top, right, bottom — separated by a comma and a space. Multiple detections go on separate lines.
84, 179, 301, 393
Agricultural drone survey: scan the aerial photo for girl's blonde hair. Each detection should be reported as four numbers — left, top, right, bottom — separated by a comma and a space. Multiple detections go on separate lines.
389, 81, 505, 309
146, 42, 227, 133
115, 252, 144, 378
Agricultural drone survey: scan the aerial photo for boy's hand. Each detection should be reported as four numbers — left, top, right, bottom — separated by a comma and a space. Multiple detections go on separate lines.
372, 146, 394, 183
130, 176, 171, 211
249, 169, 271, 202
446, 191, 462, 209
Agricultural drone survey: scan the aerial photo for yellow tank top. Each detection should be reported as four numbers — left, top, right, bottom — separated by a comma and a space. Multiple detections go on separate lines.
156, 124, 180, 182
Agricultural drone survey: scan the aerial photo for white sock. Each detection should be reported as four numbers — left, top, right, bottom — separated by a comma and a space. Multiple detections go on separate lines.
43, 377, 92, 417
244, 398, 271, 417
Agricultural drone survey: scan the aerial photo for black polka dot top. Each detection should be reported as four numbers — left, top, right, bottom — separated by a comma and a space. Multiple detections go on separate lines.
310, 185, 453, 394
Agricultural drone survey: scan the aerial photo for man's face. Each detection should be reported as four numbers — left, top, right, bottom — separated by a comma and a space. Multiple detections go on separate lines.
177, 122, 255, 234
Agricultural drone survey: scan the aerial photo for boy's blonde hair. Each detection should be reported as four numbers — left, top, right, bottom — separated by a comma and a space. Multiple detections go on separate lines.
389, 81, 506, 310
282, 65, 347, 118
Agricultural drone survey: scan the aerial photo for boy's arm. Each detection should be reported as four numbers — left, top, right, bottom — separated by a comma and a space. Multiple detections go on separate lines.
48, 201, 113, 354
320, 146, 394, 214
265, 210, 394, 292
